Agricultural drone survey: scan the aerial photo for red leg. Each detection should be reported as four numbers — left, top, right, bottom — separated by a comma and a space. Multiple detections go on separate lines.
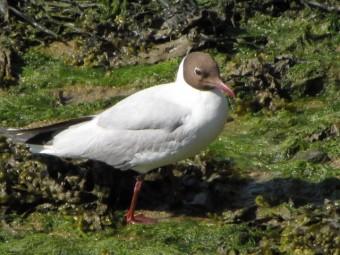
125, 176, 157, 224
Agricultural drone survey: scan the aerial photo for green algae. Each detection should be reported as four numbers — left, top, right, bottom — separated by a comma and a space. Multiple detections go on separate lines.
207, 9, 340, 180
20, 49, 178, 90
0, 5, 339, 255
0, 212, 264, 255
0, 90, 118, 127
1, 200, 338, 255
207, 91, 340, 181
0, 50, 178, 127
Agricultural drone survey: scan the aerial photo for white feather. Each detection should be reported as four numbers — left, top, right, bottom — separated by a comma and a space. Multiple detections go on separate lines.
31, 57, 229, 173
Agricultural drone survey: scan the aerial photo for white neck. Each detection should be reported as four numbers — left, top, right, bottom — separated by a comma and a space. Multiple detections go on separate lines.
175, 58, 188, 86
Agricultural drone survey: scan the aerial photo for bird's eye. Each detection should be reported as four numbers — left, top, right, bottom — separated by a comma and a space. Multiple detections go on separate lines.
194, 67, 203, 76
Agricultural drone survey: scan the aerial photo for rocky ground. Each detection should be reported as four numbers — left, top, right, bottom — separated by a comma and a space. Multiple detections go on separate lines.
0, 1, 339, 254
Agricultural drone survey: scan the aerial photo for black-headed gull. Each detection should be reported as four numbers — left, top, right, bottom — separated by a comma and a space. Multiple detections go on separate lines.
3, 52, 235, 224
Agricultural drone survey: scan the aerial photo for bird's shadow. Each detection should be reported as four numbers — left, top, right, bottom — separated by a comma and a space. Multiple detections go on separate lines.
138, 169, 340, 216
38, 156, 339, 218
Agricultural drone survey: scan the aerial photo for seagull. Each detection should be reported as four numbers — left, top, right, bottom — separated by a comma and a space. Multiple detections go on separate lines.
1, 52, 235, 224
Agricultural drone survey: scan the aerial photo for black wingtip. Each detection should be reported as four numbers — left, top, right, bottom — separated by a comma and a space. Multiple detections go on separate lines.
0, 127, 33, 143
0, 115, 95, 144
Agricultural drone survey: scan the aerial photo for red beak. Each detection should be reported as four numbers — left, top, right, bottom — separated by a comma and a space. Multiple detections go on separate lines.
215, 80, 235, 98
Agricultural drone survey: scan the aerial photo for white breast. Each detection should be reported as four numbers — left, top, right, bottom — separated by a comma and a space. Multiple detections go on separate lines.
132, 78, 228, 172
173, 86, 228, 157
38, 58, 229, 174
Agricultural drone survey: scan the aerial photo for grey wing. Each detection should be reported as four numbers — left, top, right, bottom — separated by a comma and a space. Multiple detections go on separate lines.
49, 94, 192, 171
87, 127, 190, 171
1, 116, 94, 144
93, 95, 192, 170
97, 93, 188, 131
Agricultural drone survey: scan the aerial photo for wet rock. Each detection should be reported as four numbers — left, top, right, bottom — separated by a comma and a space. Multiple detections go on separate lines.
230, 55, 296, 112
222, 207, 256, 223
187, 191, 213, 210
1, 137, 229, 226
282, 138, 307, 159
330, 122, 340, 137
255, 195, 271, 208
307, 123, 340, 142
35, 203, 54, 212
290, 75, 326, 98
256, 201, 293, 220
37, 40, 79, 63
221, 199, 340, 254
182, 175, 201, 188
206, 172, 222, 183
0, 45, 15, 87
278, 200, 339, 254
1, 0, 304, 69
138, 36, 193, 64
302, 76, 324, 96
294, 150, 330, 163
0, 138, 118, 228
308, 130, 329, 142
143, 169, 164, 182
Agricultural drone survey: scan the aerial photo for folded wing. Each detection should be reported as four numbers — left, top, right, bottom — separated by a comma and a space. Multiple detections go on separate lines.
38, 89, 193, 171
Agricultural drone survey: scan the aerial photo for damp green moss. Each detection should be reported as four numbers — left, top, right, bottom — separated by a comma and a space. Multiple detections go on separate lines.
1, 201, 338, 255
0, 5, 339, 255
205, 9, 340, 181
0, 50, 178, 127
207, 91, 340, 181
20, 49, 178, 90
0, 90, 120, 127
0, 212, 264, 255
237, 9, 339, 96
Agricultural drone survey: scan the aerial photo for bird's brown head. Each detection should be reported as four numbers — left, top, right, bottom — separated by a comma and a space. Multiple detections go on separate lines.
183, 52, 235, 97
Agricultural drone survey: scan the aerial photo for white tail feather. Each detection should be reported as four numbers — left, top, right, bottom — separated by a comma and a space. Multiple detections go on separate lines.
28, 144, 54, 154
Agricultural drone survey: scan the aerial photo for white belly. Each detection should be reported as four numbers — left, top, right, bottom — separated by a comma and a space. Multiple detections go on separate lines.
133, 89, 228, 172
41, 84, 229, 174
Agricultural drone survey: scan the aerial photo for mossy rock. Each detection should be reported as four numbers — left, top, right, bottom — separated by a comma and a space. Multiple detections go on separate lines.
0, 45, 16, 87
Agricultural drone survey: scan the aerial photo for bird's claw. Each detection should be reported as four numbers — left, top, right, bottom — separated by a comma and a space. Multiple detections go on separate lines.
125, 213, 158, 224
